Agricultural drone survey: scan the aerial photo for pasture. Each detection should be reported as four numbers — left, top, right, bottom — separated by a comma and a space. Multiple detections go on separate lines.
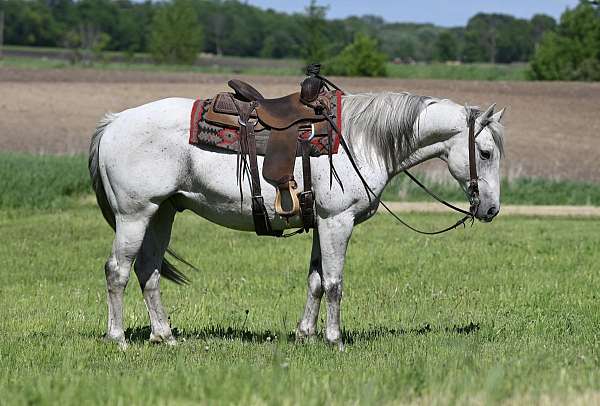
1, 203, 599, 405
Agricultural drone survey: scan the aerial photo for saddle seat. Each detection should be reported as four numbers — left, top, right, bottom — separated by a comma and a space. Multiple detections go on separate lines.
228, 80, 324, 130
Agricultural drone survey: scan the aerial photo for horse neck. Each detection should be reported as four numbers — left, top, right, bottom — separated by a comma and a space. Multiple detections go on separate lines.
340, 95, 462, 197
391, 102, 466, 175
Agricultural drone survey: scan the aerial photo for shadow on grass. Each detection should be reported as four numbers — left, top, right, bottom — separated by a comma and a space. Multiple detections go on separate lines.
121, 321, 480, 344
342, 321, 480, 344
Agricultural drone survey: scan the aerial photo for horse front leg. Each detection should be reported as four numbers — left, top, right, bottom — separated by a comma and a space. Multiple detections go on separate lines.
318, 212, 354, 350
296, 230, 324, 341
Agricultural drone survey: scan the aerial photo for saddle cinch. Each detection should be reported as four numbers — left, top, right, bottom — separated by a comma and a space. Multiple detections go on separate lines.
198, 71, 342, 237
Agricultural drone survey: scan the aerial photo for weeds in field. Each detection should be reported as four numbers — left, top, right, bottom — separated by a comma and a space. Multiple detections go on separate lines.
0, 152, 90, 209
1, 152, 598, 209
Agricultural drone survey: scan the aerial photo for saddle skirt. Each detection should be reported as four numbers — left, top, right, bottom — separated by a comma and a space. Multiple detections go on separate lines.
189, 90, 343, 157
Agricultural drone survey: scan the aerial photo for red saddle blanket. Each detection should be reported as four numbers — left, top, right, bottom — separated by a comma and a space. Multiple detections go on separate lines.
189, 90, 342, 157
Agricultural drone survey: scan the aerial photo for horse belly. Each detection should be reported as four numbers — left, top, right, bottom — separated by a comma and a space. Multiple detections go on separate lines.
175, 148, 305, 232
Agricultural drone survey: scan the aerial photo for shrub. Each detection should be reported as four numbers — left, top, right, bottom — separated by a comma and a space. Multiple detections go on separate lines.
324, 33, 387, 77
529, 1, 600, 81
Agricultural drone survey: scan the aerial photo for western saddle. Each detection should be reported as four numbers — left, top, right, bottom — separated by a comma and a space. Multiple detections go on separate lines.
202, 65, 341, 237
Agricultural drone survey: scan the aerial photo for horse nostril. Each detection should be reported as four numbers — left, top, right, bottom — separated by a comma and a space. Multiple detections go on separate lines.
487, 206, 497, 217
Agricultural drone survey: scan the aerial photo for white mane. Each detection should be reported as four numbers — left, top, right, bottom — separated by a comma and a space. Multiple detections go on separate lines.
342, 92, 505, 169
342, 92, 433, 170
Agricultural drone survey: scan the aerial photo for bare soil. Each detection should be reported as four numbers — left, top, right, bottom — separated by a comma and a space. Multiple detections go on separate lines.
1, 67, 599, 181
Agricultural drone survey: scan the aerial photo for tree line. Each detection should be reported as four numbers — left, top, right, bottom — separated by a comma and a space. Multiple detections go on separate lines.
1, 0, 598, 80
1, 0, 559, 62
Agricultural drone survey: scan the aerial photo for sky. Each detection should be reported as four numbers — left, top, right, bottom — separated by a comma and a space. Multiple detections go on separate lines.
243, 0, 581, 27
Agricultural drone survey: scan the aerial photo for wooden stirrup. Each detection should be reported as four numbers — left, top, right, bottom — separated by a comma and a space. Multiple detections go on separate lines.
274, 181, 300, 218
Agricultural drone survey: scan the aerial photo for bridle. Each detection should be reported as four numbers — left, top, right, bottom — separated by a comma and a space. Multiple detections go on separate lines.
467, 112, 482, 217
338, 109, 488, 235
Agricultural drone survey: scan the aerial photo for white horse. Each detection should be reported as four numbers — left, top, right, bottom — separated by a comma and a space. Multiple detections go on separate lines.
89, 91, 505, 349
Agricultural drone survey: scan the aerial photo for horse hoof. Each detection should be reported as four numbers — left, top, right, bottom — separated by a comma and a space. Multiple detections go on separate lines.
295, 331, 317, 344
326, 340, 344, 352
149, 332, 177, 346
325, 335, 345, 352
102, 333, 128, 350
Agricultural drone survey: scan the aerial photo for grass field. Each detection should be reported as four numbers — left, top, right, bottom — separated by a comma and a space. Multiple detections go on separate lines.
386, 63, 528, 81
1, 203, 599, 404
0, 56, 303, 76
1, 50, 528, 81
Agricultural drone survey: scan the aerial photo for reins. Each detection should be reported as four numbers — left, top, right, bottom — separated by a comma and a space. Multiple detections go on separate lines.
318, 71, 484, 235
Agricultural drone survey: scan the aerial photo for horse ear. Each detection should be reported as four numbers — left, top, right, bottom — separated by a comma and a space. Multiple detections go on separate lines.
481, 103, 496, 120
474, 103, 495, 136
491, 107, 506, 123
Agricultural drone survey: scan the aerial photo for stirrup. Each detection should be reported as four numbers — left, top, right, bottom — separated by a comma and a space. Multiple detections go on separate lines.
274, 180, 300, 218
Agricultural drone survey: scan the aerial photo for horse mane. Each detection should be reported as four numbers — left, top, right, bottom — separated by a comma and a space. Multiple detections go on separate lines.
342, 92, 433, 170
342, 92, 506, 169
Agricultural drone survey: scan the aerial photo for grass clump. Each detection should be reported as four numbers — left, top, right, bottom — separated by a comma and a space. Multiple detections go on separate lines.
0, 153, 90, 209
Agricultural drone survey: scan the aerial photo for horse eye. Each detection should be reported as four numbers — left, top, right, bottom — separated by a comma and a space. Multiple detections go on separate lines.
480, 150, 491, 160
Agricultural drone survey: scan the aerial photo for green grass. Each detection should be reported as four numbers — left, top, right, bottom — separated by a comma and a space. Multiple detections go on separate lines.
386, 63, 528, 81
0, 204, 599, 404
0, 153, 90, 209
1, 153, 599, 210
0, 55, 303, 76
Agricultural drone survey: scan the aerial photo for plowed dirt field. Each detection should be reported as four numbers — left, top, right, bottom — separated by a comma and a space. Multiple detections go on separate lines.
1, 68, 598, 181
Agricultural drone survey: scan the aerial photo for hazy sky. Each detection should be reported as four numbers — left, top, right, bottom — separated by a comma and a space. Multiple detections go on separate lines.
244, 0, 580, 26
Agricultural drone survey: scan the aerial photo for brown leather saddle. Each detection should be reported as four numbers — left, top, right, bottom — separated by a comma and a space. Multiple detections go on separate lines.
202, 72, 339, 236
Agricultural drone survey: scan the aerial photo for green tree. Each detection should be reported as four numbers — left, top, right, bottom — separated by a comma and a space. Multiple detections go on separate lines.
302, 0, 328, 65
325, 33, 387, 77
529, 1, 600, 80
150, 0, 202, 65
464, 13, 534, 63
2, 0, 60, 46
530, 14, 556, 47
435, 31, 458, 61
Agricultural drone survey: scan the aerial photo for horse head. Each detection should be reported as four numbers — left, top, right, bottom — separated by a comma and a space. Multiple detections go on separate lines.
444, 104, 506, 222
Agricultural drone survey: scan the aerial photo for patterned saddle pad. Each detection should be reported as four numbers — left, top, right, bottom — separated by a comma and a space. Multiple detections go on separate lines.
188, 90, 342, 157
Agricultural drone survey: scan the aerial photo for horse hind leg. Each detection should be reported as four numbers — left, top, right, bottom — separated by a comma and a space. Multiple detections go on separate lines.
104, 209, 155, 348
133, 201, 177, 345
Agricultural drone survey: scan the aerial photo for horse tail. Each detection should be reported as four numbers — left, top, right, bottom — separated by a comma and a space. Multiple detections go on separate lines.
88, 113, 193, 285
89, 113, 117, 230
